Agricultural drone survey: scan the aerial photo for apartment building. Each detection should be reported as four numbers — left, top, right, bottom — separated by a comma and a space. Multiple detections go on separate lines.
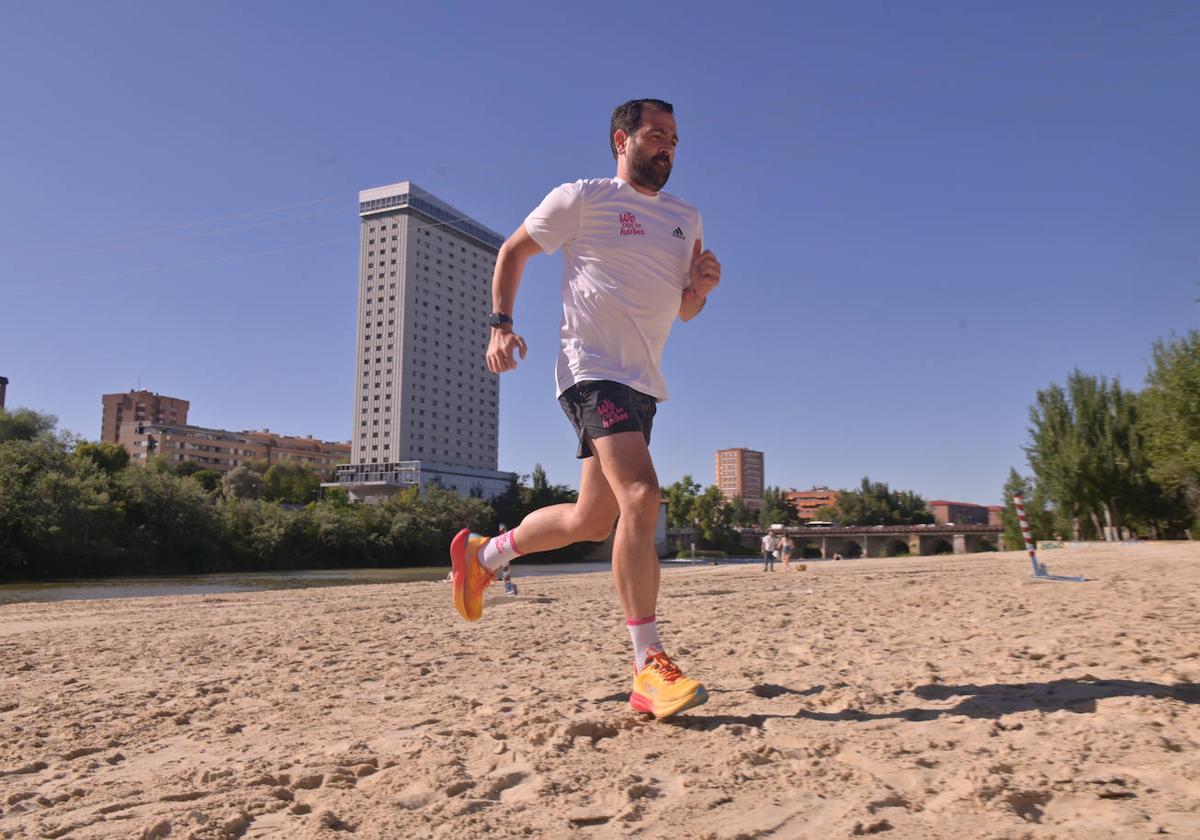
715, 447, 765, 510
121, 422, 350, 479
101, 390, 189, 443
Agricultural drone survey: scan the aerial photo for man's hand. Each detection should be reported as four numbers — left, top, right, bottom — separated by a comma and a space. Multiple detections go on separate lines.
684, 238, 720, 300
487, 327, 527, 373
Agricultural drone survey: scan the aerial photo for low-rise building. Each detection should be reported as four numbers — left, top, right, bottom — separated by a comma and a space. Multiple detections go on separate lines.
785, 487, 841, 519
928, 500, 990, 526
120, 422, 350, 479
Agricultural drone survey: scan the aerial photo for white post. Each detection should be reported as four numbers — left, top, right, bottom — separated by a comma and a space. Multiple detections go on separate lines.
1013, 494, 1045, 576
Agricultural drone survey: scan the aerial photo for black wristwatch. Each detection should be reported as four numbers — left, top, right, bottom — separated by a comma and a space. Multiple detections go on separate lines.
487, 312, 513, 328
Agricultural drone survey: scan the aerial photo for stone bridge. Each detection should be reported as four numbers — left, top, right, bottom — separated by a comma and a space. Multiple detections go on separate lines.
745, 524, 1003, 559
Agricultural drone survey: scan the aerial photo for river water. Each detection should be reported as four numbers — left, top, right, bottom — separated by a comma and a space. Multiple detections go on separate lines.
0, 557, 762, 606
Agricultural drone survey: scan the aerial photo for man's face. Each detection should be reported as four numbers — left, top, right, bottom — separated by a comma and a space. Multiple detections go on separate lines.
622, 107, 678, 191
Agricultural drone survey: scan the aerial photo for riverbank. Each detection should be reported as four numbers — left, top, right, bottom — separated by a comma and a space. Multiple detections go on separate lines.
0, 557, 757, 607
1, 543, 1197, 838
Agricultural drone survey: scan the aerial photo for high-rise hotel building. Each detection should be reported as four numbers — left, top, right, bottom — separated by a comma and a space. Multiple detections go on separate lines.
330, 181, 515, 500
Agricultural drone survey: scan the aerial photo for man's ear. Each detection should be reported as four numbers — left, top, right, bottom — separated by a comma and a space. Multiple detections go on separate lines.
613, 129, 629, 156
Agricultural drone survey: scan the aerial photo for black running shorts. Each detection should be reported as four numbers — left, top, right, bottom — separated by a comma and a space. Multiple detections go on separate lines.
558, 380, 657, 459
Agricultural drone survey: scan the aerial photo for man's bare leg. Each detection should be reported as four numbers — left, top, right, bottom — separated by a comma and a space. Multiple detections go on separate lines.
451, 456, 616, 622
505, 455, 619, 554
585, 431, 706, 718
589, 431, 661, 620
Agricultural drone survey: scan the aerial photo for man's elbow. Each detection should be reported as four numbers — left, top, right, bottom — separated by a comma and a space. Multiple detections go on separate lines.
499, 227, 543, 265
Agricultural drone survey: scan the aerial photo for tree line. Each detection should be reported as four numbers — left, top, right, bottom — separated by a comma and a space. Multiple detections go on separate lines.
15, 324, 1191, 581
0, 408, 582, 580
662, 474, 934, 550
1003, 330, 1199, 546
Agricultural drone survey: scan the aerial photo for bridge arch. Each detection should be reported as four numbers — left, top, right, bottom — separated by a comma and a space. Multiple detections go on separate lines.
966, 534, 998, 552
840, 539, 863, 559
744, 524, 1002, 560
797, 540, 823, 559
921, 536, 954, 555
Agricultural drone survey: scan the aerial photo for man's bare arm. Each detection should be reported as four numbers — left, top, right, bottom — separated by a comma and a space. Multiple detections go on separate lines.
679, 238, 721, 322
678, 290, 707, 321
486, 224, 544, 373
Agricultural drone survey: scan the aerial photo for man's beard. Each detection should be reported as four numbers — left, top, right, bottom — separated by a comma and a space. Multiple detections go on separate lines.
628, 145, 672, 191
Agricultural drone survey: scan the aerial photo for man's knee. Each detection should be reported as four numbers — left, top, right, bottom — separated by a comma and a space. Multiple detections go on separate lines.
569, 501, 618, 543
618, 480, 660, 520
578, 518, 616, 543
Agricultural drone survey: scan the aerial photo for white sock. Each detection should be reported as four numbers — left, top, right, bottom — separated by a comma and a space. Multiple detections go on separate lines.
479, 530, 522, 573
627, 616, 662, 672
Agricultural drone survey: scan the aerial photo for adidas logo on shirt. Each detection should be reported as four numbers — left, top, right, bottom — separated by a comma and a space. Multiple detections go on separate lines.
671, 227, 685, 239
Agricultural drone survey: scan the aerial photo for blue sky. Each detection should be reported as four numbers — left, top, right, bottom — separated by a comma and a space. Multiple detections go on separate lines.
2, 2, 1197, 504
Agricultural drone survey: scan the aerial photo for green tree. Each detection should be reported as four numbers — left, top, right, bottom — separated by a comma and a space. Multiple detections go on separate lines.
169, 459, 221, 493
301, 501, 371, 565
758, 486, 799, 528
74, 441, 130, 475
263, 461, 321, 504
230, 499, 306, 566
191, 469, 223, 493
380, 484, 494, 562
832, 477, 934, 526
661, 475, 701, 528
114, 459, 219, 570
1001, 468, 1055, 550
0, 435, 121, 576
692, 485, 732, 544
524, 464, 577, 510
0, 407, 57, 443
322, 486, 351, 508
727, 495, 756, 527
224, 464, 265, 500
1027, 370, 1152, 539
489, 476, 525, 530
1141, 331, 1200, 522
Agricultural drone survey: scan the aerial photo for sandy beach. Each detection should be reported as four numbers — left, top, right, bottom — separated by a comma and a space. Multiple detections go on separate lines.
1, 543, 1197, 839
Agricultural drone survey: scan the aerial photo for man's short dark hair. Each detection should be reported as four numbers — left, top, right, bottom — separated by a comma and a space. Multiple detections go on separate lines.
610, 99, 674, 160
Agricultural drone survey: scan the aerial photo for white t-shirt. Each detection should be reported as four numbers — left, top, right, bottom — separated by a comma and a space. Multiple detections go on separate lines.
523, 177, 704, 401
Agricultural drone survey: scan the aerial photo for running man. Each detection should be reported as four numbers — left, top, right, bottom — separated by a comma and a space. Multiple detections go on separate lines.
450, 98, 721, 720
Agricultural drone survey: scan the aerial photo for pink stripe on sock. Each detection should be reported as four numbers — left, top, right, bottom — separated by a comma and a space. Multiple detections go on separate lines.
508, 531, 522, 556
626, 615, 656, 626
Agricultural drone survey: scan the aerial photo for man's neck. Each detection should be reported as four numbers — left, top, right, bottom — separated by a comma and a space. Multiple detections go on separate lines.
616, 168, 658, 197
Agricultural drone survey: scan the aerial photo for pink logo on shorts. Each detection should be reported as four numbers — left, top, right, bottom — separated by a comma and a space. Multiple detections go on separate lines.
597, 399, 631, 428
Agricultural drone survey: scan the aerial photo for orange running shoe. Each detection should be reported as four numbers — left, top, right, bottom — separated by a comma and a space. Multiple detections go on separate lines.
630, 650, 708, 720
450, 528, 494, 622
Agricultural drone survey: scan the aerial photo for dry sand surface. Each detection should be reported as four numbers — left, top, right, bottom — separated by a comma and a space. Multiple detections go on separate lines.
1, 543, 1198, 839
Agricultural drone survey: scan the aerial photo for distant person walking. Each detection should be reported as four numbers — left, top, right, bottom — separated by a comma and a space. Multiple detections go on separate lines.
780, 534, 794, 571
761, 532, 778, 572
501, 566, 518, 596
496, 524, 518, 595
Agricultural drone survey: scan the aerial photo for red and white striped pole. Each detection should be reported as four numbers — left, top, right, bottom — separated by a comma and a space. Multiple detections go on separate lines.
1012, 494, 1045, 576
